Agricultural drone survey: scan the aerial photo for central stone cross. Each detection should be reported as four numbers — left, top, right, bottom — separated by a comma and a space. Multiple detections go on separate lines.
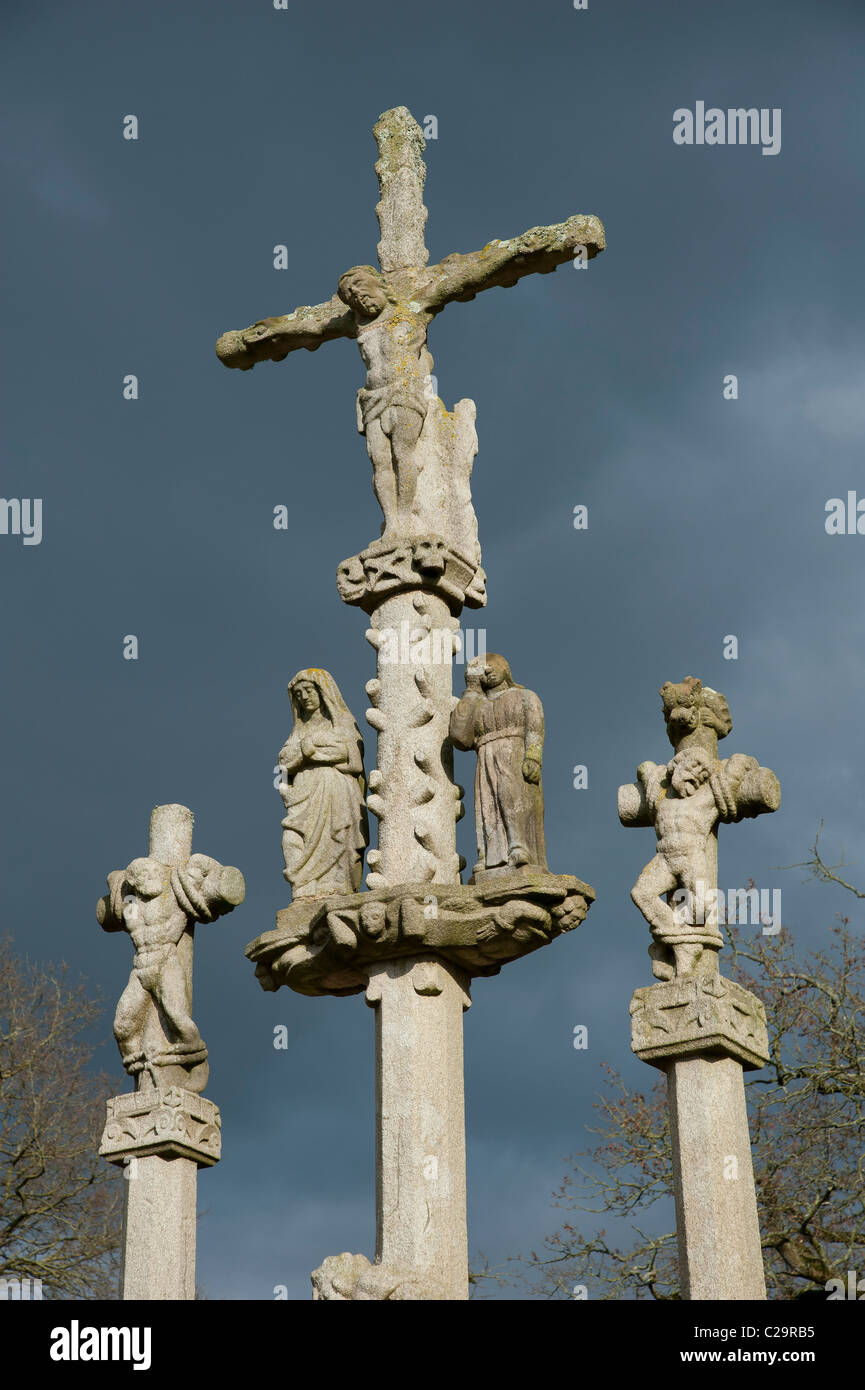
221, 106, 603, 1301
217, 106, 603, 553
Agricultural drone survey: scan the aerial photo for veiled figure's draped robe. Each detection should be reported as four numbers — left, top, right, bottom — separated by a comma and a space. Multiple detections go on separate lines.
279, 728, 367, 898
450, 684, 547, 873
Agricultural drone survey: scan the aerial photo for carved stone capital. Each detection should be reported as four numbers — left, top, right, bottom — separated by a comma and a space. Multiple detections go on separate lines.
247, 871, 595, 998
630, 973, 769, 1071
337, 534, 486, 614
99, 1087, 222, 1167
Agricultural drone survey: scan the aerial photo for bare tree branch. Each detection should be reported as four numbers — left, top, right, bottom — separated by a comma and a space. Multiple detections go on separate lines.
0, 937, 121, 1298
505, 836, 865, 1300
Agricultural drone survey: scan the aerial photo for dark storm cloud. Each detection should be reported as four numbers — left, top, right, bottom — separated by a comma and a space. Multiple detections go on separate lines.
1, 0, 863, 1297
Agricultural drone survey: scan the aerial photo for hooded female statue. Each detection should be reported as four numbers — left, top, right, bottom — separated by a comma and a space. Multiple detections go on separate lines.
277, 669, 368, 898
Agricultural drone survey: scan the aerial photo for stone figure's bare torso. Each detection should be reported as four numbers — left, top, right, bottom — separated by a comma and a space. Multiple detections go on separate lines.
654, 782, 719, 857
355, 301, 432, 396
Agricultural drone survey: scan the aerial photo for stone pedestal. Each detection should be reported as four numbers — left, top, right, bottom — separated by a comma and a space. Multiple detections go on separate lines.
100, 1088, 221, 1301
631, 973, 769, 1300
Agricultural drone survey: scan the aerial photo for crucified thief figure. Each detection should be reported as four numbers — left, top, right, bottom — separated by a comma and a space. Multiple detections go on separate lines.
99, 845, 244, 1090
111, 858, 206, 1079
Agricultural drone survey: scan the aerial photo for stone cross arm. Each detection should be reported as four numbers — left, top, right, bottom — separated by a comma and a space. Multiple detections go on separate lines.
418, 214, 605, 312
215, 295, 356, 372
97, 853, 245, 934
215, 213, 605, 372
618, 753, 780, 831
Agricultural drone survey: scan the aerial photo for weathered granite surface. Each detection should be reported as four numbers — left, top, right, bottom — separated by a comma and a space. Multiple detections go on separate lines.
216, 107, 604, 561
619, 677, 780, 981
97, 804, 243, 1302
620, 680, 776, 1300
277, 669, 368, 898
451, 654, 547, 880
100, 1087, 221, 1167
248, 871, 594, 997
220, 106, 603, 1303
630, 971, 769, 1071
337, 534, 486, 614
667, 1055, 767, 1299
97, 804, 245, 1094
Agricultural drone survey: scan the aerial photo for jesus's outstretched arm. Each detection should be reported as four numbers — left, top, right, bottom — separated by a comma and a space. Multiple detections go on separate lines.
418, 213, 605, 314
216, 294, 357, 371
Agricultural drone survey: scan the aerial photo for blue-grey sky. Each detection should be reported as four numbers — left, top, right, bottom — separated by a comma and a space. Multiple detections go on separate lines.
2, 0, 864, 1299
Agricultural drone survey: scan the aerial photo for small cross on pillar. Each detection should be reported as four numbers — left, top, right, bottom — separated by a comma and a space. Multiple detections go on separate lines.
97, 803, 245, 1300
619, 679, 781, 1300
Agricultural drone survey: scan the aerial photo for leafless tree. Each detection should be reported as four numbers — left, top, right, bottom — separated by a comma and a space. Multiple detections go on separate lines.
0, 937, 121, 1298
508, 833, 865, 1299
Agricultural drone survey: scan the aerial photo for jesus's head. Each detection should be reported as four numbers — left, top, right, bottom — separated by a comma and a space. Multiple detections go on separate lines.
338, 266, 389, 319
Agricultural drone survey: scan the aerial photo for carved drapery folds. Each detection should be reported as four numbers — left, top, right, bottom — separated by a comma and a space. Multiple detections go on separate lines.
277, 669, 368, 899
450, 654, 547, 881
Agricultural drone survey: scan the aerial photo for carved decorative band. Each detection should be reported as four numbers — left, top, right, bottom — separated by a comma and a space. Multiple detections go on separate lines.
99, 1087, 222, 1167
630, 973, 769, 1071
337, 534, 486, 614
248, 871, 595, 998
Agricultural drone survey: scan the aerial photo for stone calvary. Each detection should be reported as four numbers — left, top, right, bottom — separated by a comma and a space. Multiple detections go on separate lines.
96, 804, 245, 1299
217, 106, 603, 1300
90, 107, 784, 1307
620, 677, 780, 1300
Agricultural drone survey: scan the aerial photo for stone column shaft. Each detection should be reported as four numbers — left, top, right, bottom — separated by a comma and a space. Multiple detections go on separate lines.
366, 955, 470, 1299
99, 804, 235, 1301
365, 591, 462, 889
667, 1054, 766, 1300
630, 969, 771, 1300
101, 1086, 222, 1301
363, 584, 470, 1297
121, 1154, 198, 1300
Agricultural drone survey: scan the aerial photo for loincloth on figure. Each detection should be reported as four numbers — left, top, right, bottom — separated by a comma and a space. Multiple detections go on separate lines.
357, 381, 429, 434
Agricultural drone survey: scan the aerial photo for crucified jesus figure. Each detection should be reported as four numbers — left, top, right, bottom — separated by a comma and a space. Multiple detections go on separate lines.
338, 264, 432, 534
216, 107, 604, 543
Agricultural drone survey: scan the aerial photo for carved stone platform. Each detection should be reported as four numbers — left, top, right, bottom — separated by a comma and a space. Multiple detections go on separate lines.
630, 973, 769, 1071
99, 1087, 222, 1167
247, 871, 595, 998
337, 534, 486, 615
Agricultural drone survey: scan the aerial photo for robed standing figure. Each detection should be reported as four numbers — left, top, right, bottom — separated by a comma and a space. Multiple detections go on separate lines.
449, 654, 547, 879
278, 669, 368, 898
